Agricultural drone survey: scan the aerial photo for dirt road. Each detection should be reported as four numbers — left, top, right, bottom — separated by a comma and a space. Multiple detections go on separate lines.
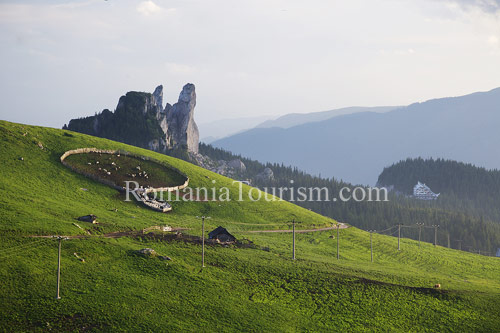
244, 223, 349, 233
29, 224, 348, 239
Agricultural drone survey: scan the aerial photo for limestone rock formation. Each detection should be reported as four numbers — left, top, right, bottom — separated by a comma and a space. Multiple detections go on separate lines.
228, 159, 246, 173
256, 167, 274, 182
64, 84, 199, 154
152, 85, 164, 115
165, 84, 199, 153
188, 152, 249, 178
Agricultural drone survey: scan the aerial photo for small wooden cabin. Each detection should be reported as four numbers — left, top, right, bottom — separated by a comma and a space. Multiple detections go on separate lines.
209, 226, 236, 244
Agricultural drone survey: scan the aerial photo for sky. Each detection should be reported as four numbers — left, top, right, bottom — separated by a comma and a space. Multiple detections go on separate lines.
0, 0, 499, 128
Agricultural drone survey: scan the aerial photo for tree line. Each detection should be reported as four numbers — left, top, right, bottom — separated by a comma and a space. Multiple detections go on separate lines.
198, 144, 500, 254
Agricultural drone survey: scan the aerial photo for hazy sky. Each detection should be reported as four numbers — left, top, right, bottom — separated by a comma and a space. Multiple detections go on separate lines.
1, 0, 499, 127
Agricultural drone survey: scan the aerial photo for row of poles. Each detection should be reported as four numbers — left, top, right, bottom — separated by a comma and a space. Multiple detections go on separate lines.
292, 222, 440, 263
263, 219, 342, 262
196, 219, 440, 267
398, 223, 440, 250
371, 223, 440, 263
194, 219, 487, 266
197, 217, 312, 265
287, 219, 340, 261
197, 217, 336, 264
49, 220, 460, 299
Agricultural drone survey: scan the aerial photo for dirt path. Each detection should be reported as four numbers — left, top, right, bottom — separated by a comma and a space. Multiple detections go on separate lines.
29, 228, 189, 239
245, 223, 349, 233
29, 224, 348, 239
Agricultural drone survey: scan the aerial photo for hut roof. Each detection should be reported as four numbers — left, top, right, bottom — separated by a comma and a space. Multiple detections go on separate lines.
209, 226, 235, 240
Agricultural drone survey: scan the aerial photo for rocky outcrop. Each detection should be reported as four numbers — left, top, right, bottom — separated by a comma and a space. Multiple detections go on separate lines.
152, 85, 164, 115
189, 152, 248, 178
64, 83, 199, 154
256, 167, 274, 182
165, 84, 199, 153
228, 159, 246, 173
136, 248, 158, 257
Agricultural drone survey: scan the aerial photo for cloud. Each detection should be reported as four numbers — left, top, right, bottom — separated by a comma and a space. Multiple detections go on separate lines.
53, 1, 97, 10
136, 1, 172, 16
487, 35, 500, 54
377, 48, 417, 56
443, 0, 500, 13
488, 35, 499, 45
2, 0, 500, 128
165, 62, 196, 74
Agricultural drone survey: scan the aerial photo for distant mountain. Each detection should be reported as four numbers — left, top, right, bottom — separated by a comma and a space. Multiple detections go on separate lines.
200, 107, 398, 144
213, 87, 500, 185
256, 106, 398, 129
199, 115, 274, 143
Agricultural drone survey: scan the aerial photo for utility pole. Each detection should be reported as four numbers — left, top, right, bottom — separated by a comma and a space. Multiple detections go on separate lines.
432, 225, 439, 247
447, 233, 450, 249
202, 216, 206, 267
370, 230, 374, 262
337, 223, 340, 260
56, 237, 62, 300
55, 236, 68, 300
288, 219, 302, 260
398, 224, 401, 251
196, 216, 211, 268
417, 223, 423, 248
457, 240, 462, 251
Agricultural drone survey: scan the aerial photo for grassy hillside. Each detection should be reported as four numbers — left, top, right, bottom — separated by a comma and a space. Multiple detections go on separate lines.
0, 120, 330, 236
213, 87, 500, 186
1, 120, 500, 331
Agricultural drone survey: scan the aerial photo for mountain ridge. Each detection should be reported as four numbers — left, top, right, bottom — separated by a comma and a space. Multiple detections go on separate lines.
213, 87, 500, 185
256, 106, 400, 129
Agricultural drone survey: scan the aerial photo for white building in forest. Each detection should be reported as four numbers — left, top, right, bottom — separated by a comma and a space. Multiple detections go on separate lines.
413, 181, 440, 200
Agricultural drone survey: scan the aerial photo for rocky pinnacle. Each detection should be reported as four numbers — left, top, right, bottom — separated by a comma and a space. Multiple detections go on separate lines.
166, 83, 199, 154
